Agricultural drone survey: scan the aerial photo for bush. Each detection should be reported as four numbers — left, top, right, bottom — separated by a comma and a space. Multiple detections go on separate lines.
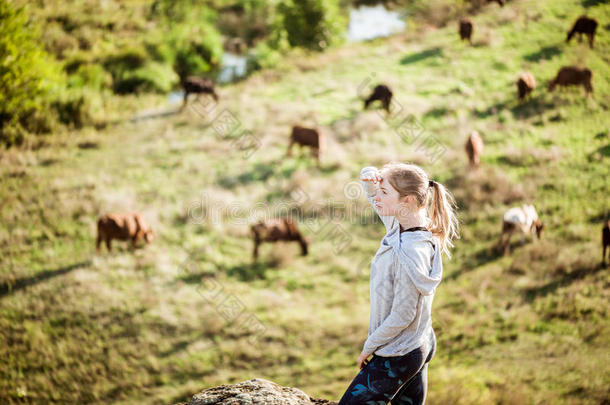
148, 1, 223, 82
113, 62, 178, 94
216, 0, 275, 45
170, 24, 223, 80
67, 64, 113, 91
0, 0, 62, 147
103, 46, 148, 77
144, 37, 175, 65
42, 22, 79, 58
102, 46, 167, 94
249, 40, 286, 70
50, 87, 102, 129
276, 0, 346, 50
63, 51, 92, 74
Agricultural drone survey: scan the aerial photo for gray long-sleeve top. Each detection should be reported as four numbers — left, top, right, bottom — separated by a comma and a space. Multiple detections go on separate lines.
360, 167, 442, 357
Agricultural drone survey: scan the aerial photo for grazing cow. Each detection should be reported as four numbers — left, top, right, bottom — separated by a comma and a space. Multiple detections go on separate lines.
286, 125, 323, 164
96, 213, 154, 253
181, 76, 218, 108
498, 204, 544, 255
364, 84, 393, 113
487, 0, 505, 6
547, 66, 593, 95
250, 218, 308, 260
465, 130, 484, 168
602, 220, 610, 267
567, 16, 598, 49
516, 72, 536, 101
459, 18, 473, 45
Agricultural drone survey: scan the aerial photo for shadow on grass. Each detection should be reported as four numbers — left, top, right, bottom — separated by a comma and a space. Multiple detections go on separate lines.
591, 143, 610, 158
510, 96, 556, 119
160, 340, 190, 358
594, 130, 608, 140
588, 209, 608, 224
177, 271, 217, 284
400, 47, 443, 65
524, 45, 562, 63
474, 96, 556, 120
226, 261, 273, 281
445, 245, 499, 281
473, 100, 510, 119
424, 106, 452, 119
217, 162, 275, 189
0, 260, 91, 298
582, 0, 607, 7
319, 162, 342, 174
129, 108, 180, 123
78, 141, 99, 149
522, 262, 604, 302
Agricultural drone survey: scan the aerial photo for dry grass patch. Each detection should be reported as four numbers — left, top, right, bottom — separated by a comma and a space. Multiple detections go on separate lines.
447, 166, 529, 210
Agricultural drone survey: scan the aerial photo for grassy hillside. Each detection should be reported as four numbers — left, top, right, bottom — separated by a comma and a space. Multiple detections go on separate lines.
1, 0, 609, 403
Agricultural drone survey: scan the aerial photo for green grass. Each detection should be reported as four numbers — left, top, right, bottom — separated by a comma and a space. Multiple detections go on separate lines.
1, 0, 610, 403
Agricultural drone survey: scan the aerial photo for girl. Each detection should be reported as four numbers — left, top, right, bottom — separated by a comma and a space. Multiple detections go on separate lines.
338, 162, 459, 405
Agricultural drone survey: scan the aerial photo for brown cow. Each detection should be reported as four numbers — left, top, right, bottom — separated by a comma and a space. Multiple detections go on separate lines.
250, 218, 308, 260
465, 130, 484, 168
567, 16, 598, 49
364, 84, 393, 113
459, 18, 473, 45
96, 213, 154, 253
286, 125, 323, 164
516, 72, 536, 101
181, 76, 218, 109
602, 220, 610, 267
547, 66, 593, 95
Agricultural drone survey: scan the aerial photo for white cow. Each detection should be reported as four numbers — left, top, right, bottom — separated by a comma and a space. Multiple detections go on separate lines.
499, 204, 544, 255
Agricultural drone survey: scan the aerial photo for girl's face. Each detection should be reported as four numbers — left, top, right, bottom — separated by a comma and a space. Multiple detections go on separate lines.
374, 174, 408, 217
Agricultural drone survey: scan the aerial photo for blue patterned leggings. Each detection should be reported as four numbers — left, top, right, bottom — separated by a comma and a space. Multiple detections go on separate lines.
338, 341, 435, 405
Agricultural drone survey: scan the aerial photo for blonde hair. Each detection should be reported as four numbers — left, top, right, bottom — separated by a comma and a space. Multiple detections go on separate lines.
382, 162, 459, 256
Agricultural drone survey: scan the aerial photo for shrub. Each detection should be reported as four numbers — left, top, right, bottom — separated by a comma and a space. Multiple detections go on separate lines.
144, 37, 175, 65
42, 22, 79, 58
113, 62, 178, 94
249, 40, 286, 70
63, 51, 92, 74
149, 1, 223, 81
67, 64, 113, 91
216, 0, 275, 45
102, 46, 166, 94
0, 0, 62, 146
103, 46, 148, 77
51, 89, 95, 128
276, 0, 346, 50
170, 24, 223, 80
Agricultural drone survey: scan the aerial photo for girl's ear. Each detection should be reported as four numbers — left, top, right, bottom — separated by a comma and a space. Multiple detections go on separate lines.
402, 195, 414, 205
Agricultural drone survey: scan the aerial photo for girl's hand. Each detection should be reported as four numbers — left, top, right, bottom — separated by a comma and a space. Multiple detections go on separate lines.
361, 170, 382, 185
357, 351, 371, 369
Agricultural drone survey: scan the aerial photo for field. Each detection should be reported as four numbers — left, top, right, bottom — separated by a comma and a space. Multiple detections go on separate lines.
1, 0, 609, 403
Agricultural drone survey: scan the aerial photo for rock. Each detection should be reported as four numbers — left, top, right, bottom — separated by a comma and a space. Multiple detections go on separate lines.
184, 378, 337, 405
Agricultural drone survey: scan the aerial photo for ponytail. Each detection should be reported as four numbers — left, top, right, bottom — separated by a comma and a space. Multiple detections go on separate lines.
428, 180, 459, 257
